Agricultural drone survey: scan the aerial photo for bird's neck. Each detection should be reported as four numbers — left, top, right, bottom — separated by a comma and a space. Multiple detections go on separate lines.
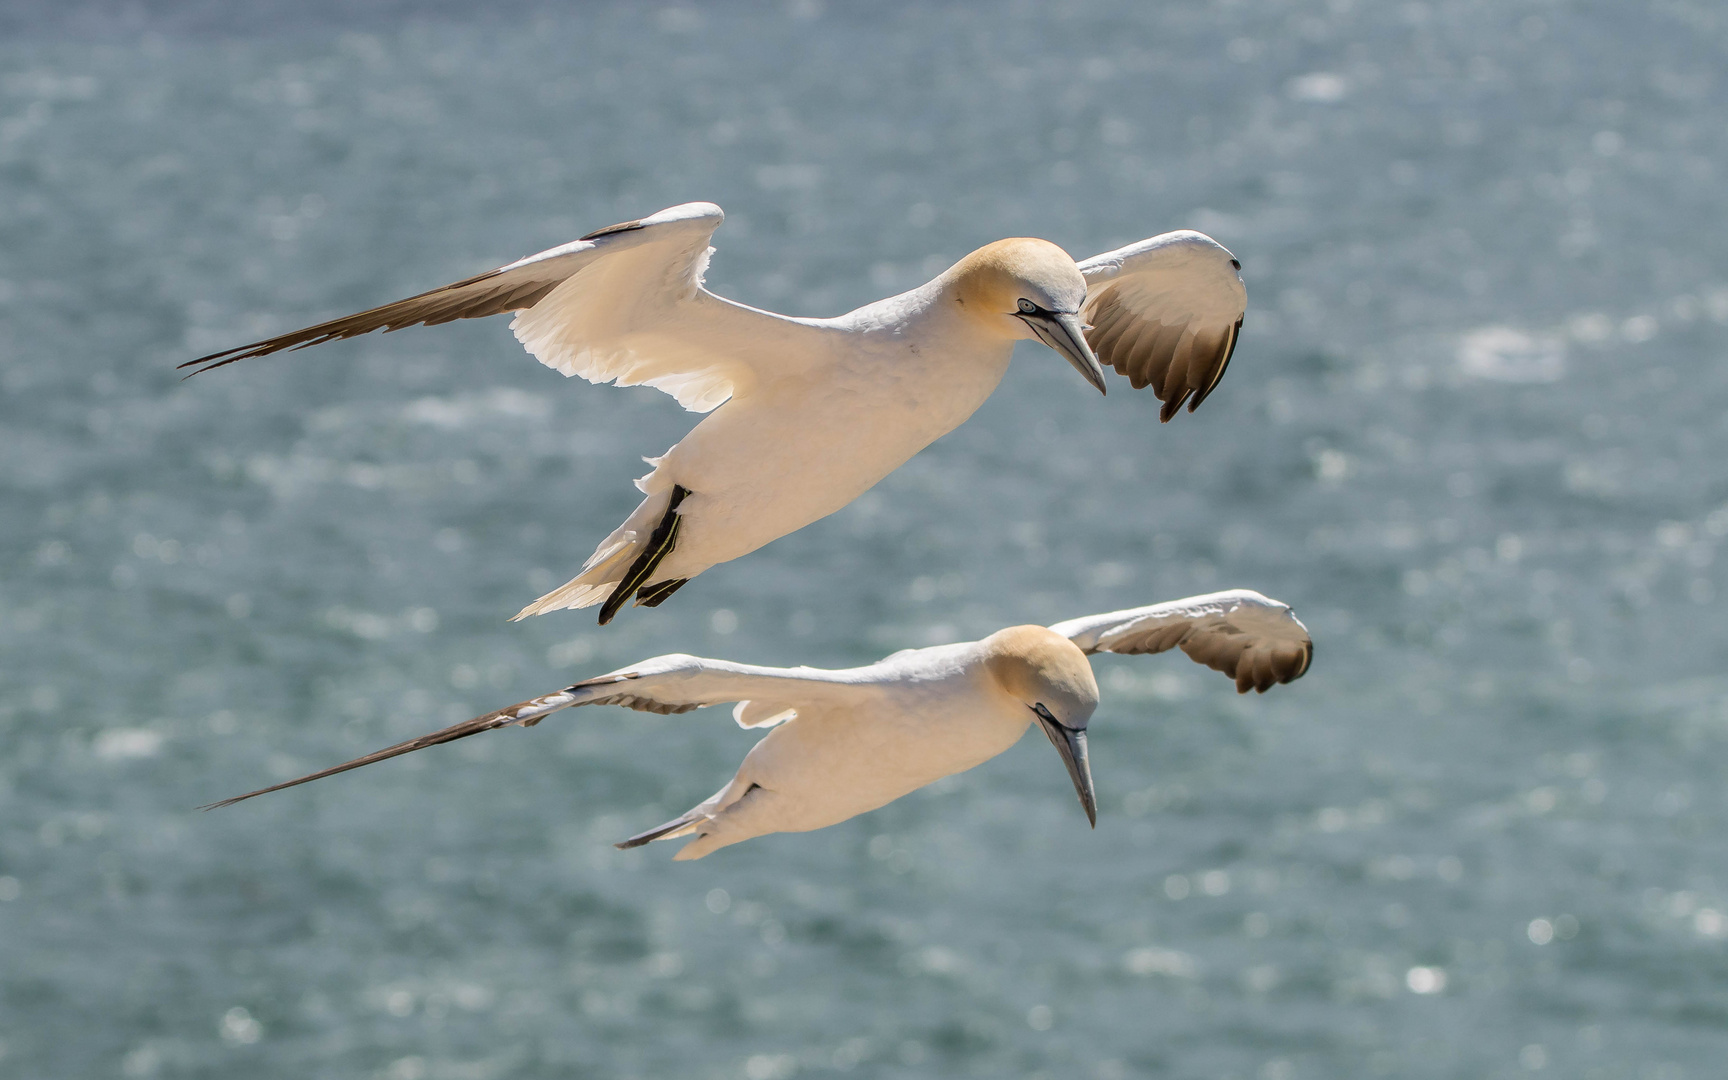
840, 275, 1018, 345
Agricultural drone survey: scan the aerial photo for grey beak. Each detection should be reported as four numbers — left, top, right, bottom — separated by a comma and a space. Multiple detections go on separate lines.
1020, 310, 1108, 396
1033, 703, 1097, 827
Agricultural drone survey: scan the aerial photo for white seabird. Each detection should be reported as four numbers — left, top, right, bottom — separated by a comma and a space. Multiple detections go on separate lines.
185, 203, 1248, 624
206, 590, 1311, 859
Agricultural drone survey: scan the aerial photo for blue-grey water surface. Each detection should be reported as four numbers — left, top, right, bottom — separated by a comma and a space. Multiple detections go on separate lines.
3, 2, 1727, 1077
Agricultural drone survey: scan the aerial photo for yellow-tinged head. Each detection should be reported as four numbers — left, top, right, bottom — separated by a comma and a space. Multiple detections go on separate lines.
984, 624, 1100, 719
983, 624, 1101, 825
944, 239, 1108, 395
947, 239, 1087, 318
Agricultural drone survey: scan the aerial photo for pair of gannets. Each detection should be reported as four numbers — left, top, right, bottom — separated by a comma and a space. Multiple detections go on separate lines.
194, 203, 1297, 853
208, 591, 1313, 858
188, 202, 1248, 624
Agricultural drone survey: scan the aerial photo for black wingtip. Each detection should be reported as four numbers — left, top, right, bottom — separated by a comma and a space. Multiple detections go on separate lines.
579, 219, 647, 242
196, 784, 287, 811
1186, 315, 1244, 413
193, 697, 559, 813
198, 790, 269, 810
178, 353, 251, 378
1158, 392, 1186, 423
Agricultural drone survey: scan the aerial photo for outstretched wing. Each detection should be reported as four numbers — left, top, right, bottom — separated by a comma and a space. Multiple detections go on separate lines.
202, 654, 853, 809
1049, 589, 1311, 694
182, 202, 820, 412
1077, 231, 1247, 421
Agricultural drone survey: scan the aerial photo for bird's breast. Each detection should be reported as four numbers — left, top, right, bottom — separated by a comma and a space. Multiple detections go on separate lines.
698, 325, 1009, 441
745, 690, 1032, 808
820, 331, 1013, 429
655, 333, 1013, 566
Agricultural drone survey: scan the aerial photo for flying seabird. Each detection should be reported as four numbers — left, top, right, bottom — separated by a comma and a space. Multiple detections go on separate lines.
185, 203, 1247, 624
205, 590, 1311, 859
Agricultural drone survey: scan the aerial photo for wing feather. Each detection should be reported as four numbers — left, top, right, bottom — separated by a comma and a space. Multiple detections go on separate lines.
182, 202, 827, 413
1078, 231, 1247, 419
1049, 589, 1312, 694
202, 653, 854, 808
1088, 296, 1134, 355
180, 236, 616, 374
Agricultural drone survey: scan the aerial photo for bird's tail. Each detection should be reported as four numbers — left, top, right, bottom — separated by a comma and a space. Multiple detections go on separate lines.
614, 779, 761, 859
513, 483, 690, 622
614, 810, 707, 850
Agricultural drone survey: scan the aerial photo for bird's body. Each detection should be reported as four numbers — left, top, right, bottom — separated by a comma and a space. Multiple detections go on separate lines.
522, 271, 1020, 616
207, 590, 1314, 860
188, 203, 1248, 623
645, 640, 1041, 860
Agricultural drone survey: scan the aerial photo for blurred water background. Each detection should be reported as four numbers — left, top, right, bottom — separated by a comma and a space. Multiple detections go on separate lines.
3, 1, 1728, 1077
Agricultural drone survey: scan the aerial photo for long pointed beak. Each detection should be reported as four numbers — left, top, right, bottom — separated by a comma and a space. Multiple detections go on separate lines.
1020, 310, 1107, 396
1033, 704, 1097, 827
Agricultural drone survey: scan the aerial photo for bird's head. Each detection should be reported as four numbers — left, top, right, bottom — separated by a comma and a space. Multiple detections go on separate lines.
983, 625, 1102, 826
947, 239, 1107, 395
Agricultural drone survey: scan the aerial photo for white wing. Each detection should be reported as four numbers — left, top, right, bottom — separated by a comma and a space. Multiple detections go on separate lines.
203, 654, 858, 809
1077, 231, 1247, 421
183, 202, 820, 413
542, 653, 857, 727
1049, 589, 1312, 694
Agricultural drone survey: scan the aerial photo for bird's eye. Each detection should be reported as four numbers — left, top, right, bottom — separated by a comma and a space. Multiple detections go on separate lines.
1017, 298, 1037, 314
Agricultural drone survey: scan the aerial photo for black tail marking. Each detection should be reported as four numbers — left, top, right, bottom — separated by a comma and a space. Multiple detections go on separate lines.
598, 486, 689, 626
614, 783, 761, 850
615, 814, 696, 850
634, 578, 689, 608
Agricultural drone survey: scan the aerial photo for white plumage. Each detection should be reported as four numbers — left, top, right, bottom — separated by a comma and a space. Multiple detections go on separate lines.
187, 203, 1248, 624
207, 590, 1312, 860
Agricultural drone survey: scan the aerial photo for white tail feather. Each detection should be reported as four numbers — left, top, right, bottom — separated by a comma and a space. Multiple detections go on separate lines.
511, 484, 679, 620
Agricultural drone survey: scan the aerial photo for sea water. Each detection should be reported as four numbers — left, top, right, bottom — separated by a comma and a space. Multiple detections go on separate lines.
2, 2, 1726, 1077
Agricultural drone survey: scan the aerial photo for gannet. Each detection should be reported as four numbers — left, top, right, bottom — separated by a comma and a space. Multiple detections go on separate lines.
184, 203, 1248, 624
205, 590, 1311, 859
